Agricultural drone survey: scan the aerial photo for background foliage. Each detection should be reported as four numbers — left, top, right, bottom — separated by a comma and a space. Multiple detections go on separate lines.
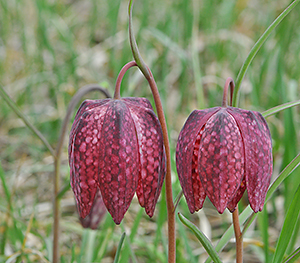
0, 0, 300, 262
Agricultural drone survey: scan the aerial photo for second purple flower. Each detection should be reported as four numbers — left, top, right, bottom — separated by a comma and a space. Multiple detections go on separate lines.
176, 79, 273, 214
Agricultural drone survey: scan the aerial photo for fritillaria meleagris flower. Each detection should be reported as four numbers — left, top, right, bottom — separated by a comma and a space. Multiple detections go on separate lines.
79, 189, 107, 229
69, 97, 165, 224
176, 80, 273, 214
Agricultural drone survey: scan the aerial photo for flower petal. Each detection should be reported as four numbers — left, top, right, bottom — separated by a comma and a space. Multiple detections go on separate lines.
228, 107, 272, 212
198, 108, 245, 213
126, 100, 166, 217
69, 99, 110, 157
69, 103, 108, 218
79, 188, 107, 229
176, 107, 220, 213
98, 100, 139, 224
122, 97, 154, 110
227, 177, 246, 212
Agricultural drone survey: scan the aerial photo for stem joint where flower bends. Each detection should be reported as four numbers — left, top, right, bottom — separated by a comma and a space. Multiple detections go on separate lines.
114, 61, 138, 99
222, 77, 235, 108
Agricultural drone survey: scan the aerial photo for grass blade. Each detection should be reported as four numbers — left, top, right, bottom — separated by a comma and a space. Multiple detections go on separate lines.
243, 152, 300, 234
272, 185, 300, 263
178, 213, 222, 263
283, 247, 300, 263
0, 162, 11, 202
232, 0, 300, 107
113, 232, 126, 263
262, 100, 300, 118
0, 84, 55, 156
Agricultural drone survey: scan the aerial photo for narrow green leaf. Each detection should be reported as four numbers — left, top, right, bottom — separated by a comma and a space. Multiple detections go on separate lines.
262, 100, 300, 118
272, 185, 300, 263
120, 223, 137, 263
0, 84, 55, 156
129, 207, 143, 241
177, 217, 198, 263
232, 0, 300, 107
283, 247, 300, 263
56, 183, 71, 200
78, 229, 89, 262
0, 162, 11, 203
113, 232, 126, 263
243, 152, 300, 235
287, 217, 300, 255
84, 230, 97, 263
178, 213, 222, 263
266, 153, 300, 202
95, 227, 113, 261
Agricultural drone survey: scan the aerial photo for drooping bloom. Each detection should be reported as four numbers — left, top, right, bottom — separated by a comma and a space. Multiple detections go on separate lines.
79, 188, 107, 229
176, 83, 272, 214
69, 97, 166, 224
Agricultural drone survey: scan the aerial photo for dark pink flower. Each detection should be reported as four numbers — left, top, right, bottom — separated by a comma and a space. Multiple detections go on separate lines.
69, 97, 165, 224
176, 106, 272, 214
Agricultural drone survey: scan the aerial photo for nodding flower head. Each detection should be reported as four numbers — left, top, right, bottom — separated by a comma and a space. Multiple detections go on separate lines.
176, 78, 272, 214
69, 97, 166, 224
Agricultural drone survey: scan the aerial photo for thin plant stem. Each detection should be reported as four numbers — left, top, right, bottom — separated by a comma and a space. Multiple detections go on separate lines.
128, 1, 176, 262
114, 61, 137, 99
52, 85, 111, 263
146, 66, 176, 263
232, 209, 243, 263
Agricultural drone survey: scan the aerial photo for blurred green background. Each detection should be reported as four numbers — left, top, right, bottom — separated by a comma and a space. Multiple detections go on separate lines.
0, 0, 300, 262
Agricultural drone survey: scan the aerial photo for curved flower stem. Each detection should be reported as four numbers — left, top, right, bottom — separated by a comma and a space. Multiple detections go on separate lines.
232, 209, 243, 263
128, 1, 176, 262
114, 61, 137, 99
222, 77, 235, 108
52, 85, 111, 263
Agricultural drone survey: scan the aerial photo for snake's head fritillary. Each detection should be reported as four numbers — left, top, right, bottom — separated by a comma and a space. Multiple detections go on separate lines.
69, 97, 166, 224
176, 80, 272, 214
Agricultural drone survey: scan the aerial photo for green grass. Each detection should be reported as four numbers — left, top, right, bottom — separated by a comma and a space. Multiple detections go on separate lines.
0, 0, 300, 262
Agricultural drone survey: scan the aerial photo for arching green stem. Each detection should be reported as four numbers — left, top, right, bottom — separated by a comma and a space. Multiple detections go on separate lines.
128, 1, 176, 262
